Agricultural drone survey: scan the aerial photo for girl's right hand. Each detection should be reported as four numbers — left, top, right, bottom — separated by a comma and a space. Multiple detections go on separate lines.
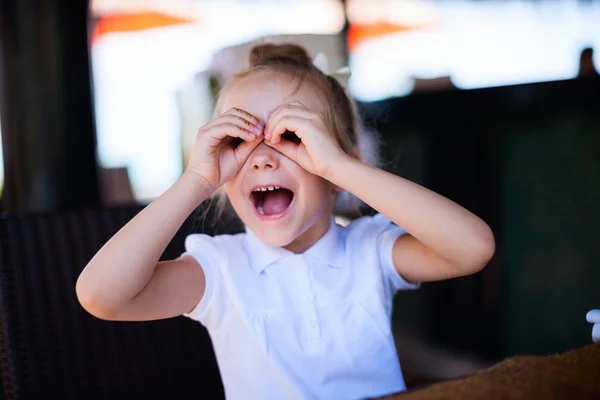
186, 108, 264, 188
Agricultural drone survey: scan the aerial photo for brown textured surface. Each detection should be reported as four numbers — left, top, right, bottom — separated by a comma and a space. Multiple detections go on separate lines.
382, 344, 600, 400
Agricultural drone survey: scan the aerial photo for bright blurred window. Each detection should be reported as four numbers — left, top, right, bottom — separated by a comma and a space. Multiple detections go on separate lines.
347, 0, 600, 101
91, 0, 345, 202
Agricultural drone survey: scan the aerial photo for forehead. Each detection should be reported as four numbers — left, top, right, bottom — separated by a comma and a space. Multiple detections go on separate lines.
218, 71, 325, 121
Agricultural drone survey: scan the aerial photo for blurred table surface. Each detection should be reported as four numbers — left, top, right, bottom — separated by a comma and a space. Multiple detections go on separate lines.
376, 343, 600, 400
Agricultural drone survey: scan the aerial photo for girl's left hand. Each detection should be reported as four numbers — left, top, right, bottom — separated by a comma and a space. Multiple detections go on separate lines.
264, 101, 348, 178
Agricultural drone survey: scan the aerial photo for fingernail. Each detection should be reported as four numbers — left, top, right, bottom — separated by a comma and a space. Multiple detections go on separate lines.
254, 121, 265, 134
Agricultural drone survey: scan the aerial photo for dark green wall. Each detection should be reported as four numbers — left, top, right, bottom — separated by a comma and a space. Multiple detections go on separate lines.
501, 111, 600, 355
364, 78, 600, 360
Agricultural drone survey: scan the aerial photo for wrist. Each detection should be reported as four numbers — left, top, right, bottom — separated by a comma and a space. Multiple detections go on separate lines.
324, 153, 361, 186
179, 170, 218, 202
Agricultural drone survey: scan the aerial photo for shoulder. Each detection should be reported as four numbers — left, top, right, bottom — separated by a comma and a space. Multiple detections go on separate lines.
184, 232, 247, 263
185, 232, 246, 249
344, 214, 419, 293
344, 213, 405, 240
342, 214, 407, 262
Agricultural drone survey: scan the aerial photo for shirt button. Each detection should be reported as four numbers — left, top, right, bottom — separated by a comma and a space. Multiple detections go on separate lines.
304, 293, 314, 303
308, 319, 317, 327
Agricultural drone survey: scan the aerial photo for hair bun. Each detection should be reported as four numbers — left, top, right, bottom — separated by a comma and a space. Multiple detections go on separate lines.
249, 43, 312, 67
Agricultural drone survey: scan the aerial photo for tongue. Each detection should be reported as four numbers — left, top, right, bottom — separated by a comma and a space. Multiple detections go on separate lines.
262, 190, 293, 216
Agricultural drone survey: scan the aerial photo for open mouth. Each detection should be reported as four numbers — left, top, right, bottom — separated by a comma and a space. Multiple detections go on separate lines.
250, 186, 295, 219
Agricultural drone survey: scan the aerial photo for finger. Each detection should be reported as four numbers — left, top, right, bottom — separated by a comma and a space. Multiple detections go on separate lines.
265, 105, 304, 140
220, 114, 264, 137
287, 100, 306, 107
265, 104, 313, 140
200, 119, 256, 143
268, 101, 307, 117
223, 108, 265, 135
204, 108, 264, 135
204, 122, 257, 143
234, 135, 263, 163
226, 107, 261, 126
265, 138, 299, 162
207, 112, 264, 137
268, 115, 312, 145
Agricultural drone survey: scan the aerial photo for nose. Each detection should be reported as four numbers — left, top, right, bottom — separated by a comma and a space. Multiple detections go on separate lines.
250, 143, 279, 172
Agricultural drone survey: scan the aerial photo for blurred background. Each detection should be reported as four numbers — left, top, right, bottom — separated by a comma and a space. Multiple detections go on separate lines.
1, 0, 599, 384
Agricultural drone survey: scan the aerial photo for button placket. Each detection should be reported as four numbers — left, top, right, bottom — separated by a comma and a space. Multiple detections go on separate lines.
304, 292, 314, 303
298, 256, 320, 340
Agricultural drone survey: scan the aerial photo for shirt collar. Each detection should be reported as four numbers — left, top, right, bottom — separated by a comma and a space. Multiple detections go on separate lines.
243, 217, 345, 274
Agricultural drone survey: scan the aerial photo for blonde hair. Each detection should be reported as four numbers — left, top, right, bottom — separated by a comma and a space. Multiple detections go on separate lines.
206, 43, 373, 224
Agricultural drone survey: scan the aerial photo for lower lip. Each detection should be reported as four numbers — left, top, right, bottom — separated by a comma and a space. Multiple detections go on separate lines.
251, 194, 295, 221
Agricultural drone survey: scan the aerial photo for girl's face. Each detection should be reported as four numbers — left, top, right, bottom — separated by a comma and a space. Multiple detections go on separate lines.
220, 71, 337, 252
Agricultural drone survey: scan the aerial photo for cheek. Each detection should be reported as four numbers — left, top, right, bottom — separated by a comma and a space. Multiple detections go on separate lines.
282, 158, 330, 195
303, 175, 335, 204
224, 180, 243, 208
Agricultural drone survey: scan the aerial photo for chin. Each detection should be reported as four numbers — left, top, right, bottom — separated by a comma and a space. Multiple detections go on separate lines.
252, 226, 296, 248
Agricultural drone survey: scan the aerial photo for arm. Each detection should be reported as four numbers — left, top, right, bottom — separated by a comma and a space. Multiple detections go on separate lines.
327, 159, 495, 282
76, 108, 264, 321
263, 102, 494, 283
76, 172, 212, 320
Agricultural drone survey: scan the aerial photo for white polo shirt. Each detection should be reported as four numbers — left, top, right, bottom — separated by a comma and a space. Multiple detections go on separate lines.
183, 214, 419, 400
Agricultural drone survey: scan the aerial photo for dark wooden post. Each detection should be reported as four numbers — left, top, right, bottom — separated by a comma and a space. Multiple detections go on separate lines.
0, 0, 99, 213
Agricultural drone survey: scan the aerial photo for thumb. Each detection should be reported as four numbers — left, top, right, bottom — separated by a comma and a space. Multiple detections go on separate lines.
266, 139, 299, 162
234, 137, 262, 164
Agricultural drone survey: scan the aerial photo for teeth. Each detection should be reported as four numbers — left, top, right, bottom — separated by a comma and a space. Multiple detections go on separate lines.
257, 205, 264, 215
253, 186, 281, 192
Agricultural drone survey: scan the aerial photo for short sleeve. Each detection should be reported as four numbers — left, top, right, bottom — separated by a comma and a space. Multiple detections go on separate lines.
181, 234, 229, 329
371, 214, 421, 293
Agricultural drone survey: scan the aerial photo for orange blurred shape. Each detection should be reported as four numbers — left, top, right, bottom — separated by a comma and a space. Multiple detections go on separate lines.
92, 11, 196, 42
347, 22, 418, 51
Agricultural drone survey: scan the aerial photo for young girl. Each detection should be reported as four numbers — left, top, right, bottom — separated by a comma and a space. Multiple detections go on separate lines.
76, 43, 495, 400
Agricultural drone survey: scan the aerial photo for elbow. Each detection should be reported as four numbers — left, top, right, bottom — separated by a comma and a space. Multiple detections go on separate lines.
75, 276, 119, 321
450, 225, 495, 277
465, 226, 496, 274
